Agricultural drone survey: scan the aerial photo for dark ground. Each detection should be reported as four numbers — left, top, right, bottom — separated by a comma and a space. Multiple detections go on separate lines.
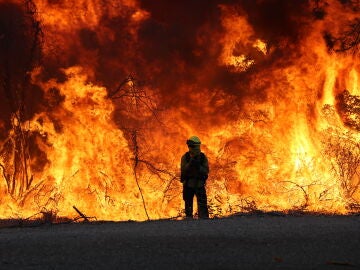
0, 214, 359, 270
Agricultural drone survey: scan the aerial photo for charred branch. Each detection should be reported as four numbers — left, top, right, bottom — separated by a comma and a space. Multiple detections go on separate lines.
18, 179, 45, 206
280, 181, 310, 210
24, 0, 43, 71
98, 171, 116, 206
322, 131, 360, 201
136, 158, 178, 203
336, 90, 360, 131
107, 75, 134, 99
240, 197, 258, 212
131, 130, 150, 220
324, 18, 360, 53
109, 75, 160, 127
0, 116, 34, 198
72, 205, 90, 222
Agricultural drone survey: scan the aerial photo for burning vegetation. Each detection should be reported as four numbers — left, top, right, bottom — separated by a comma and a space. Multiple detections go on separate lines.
0, 0, 359, 221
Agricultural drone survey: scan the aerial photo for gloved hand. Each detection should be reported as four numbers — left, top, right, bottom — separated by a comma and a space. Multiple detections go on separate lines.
190, 156, 201, 167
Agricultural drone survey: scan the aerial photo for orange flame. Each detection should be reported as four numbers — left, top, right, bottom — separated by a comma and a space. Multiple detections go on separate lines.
0, 0, 359, 220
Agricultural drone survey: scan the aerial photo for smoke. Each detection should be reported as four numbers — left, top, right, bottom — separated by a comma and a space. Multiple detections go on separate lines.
0, 1, 43, 137
38, 0, 312, 103
0, 0, 318, 144
1, 0, 354, 132
1, 0, 351, 134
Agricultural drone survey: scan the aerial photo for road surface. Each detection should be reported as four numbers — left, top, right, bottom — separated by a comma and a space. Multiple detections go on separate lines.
0, 214, 359, 269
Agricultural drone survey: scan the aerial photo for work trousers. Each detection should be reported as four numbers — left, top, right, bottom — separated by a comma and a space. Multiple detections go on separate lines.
183, 185, 209, 218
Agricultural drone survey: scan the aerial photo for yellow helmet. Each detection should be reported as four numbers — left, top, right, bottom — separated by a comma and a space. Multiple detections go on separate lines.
186, 136, 201, 145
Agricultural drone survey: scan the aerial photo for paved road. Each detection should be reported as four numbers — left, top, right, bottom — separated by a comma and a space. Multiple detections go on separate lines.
0, 215, 359, 269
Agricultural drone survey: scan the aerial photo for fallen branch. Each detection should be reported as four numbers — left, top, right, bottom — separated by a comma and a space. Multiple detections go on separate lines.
72, 206, 90, 222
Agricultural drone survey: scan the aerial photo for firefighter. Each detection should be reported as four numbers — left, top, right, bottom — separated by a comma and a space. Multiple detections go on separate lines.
180, 136, 209, 219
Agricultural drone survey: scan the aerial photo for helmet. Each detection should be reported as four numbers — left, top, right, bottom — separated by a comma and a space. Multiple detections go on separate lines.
186, 136, 201, 145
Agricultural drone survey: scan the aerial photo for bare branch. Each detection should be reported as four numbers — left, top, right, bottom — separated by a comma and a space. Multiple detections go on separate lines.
280, 181, 310, 210
322, 128, 360, 203
107, 75, 134, 99
131, 130, 150, 220
324, 18, 360, 53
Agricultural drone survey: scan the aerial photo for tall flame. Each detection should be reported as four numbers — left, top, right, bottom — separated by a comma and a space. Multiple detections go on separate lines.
0, 0, 359, 220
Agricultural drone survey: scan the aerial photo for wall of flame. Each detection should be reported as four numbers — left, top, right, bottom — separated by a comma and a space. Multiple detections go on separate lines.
0, 0, 359, 220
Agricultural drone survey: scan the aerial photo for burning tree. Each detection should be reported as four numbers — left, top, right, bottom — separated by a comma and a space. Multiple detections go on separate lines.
105, 71, 185, 219
320, 90, 360, 207
321, 100, 360, 208
313, 0, 359, 53
322, 130, 360, 208
336, 90, 360, 131
323, 16, 359, 53
0, 0, 43, 200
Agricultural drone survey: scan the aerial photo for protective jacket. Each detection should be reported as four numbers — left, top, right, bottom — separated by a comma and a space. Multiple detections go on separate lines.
180, 152, 209, 188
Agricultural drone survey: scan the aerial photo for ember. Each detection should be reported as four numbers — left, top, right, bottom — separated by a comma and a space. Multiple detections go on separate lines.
0, 0, 359, 221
